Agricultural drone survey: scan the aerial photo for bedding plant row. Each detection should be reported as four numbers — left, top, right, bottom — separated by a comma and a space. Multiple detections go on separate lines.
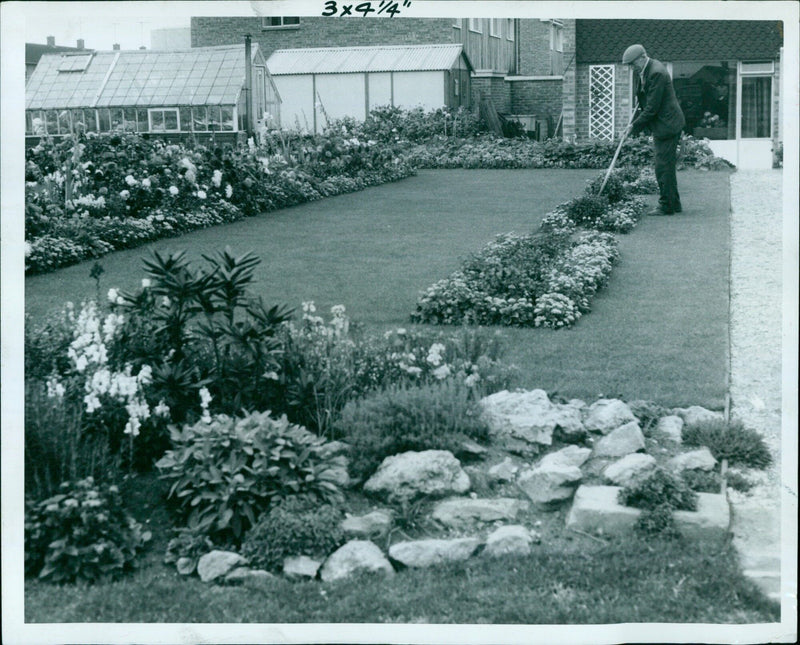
411, 168, 652, 329
25, 125, 414, 275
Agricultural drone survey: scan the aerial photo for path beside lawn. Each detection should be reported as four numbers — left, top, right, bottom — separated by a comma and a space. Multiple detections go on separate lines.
25, 168, 730, 409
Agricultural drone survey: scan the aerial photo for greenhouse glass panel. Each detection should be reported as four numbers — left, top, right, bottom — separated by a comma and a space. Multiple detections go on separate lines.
221, 106, 234, 131
58, 110, 71, 135
165, 110, 179, 131
208, 106, 221, 131
45, 111, 58, 135
98, 109, 111, 132
111, 109, 125, 131
124, 108, 137, 131
71, 110, 86, 133
137, 109, 148, 132
180, 107, 192, 131
84, 109, 98, 132
193, 107, 207, 131
26, 111, 33, 135
150, 110, 165, 131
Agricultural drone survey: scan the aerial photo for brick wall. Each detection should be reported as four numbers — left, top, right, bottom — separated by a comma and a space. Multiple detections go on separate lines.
561, 19, 577, 139
518, 20, 553, 76
509, 79, 562, 125
192, 17, 455, 61
472, 76, 511, 113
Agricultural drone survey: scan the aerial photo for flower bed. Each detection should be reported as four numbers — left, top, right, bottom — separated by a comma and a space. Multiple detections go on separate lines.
25, 129, 414, 275
412, 168, 649, 329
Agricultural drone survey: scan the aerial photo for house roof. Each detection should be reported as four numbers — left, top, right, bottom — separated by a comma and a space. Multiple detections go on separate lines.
26, 43, 91, 66
26, 44, 263, 110
576, 20, 783, 64
267, 43, 472, 75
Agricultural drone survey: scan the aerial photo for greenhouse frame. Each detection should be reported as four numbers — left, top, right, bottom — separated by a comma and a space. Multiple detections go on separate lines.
25, 43, 281, 143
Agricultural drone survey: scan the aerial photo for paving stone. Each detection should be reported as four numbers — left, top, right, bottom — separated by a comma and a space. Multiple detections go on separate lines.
566, 485, 730, 540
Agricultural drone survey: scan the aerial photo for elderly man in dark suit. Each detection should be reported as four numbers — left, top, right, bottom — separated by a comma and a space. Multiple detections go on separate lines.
623, 44, 686, 215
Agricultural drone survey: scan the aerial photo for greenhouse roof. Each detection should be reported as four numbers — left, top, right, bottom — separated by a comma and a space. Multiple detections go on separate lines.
267, 43, 472, 75
26, 44, 261, 110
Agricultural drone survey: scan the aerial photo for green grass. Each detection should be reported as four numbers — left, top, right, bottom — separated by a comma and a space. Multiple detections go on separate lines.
24, 168, 730, 407
24, 533, 776, 624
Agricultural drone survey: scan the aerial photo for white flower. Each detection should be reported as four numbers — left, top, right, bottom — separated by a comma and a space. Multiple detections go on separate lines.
196, 190, 207, 200
125, 174, 137, 186
169, 185, 179, 196
302, 301, 316, 314
464, 373, 480, 387
141, 177, 151, 189
137, 364, 153, 385
119, 190, 130, 200
162, 296, 171, 307
46, 377, 65, 398
141, 278, 151, 288
432, 364, 451, 380
225, 184, 233, 199
107, 288, 119, 302
84, 391, 101, 412
124, 417, 141, 437
199, 386, 213, 408
154, 400, 171, 417
263, 371, 279, 381
25, 241, 33, 257
426, 343, 446, 366
75, 355, 89, 373
212, 169, 223, 188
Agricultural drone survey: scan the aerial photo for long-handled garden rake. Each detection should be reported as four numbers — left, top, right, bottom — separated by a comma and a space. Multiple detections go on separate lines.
598, 98, 639, 196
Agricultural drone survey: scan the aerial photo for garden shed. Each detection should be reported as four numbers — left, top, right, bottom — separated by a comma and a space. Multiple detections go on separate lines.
266, 43, 473, 133
25, 43, 281, 144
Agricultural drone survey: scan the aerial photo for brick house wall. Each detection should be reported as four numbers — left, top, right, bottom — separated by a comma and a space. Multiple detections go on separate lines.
518, 20, 552, 76
560, 19, 577, 140
509, 78, 562, 127
472, 75, 511, 113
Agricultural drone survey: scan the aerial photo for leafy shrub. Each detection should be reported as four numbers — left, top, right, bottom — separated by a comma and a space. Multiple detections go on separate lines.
164, 528, 216, 575
25, 477, 151, 583
240, 497, 345, 572
618, 468, 698, 512
682, 418, 772, 469
564, 195, 610, 228
679, 468, 754, 494
533, 292, 580, 328
627, 401, 669, 436
336, 379, 490, 482
585, 172, 629, 203
635, 505, 681, 538
156, 410, 345, 543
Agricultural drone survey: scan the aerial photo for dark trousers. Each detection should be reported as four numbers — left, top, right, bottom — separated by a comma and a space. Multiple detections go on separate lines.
653, 134, 682, 212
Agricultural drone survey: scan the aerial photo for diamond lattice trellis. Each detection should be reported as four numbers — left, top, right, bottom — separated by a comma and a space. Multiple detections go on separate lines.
589, 65, 615, 141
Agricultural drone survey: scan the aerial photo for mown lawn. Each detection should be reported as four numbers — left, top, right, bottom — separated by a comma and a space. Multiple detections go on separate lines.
25, 168, 730, 407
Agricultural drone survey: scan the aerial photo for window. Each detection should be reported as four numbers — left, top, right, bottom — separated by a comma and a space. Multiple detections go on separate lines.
490, 19, 501, 37
469, 19, 482, 33
550, 21, 564, 53
148, 108, 180, 132
741, 75, 772, 138
453, 19, 461, 28
672, 61, 736, 140
261, 17, 300, 29
58, 54, 92, 73
506, 19, 515, 40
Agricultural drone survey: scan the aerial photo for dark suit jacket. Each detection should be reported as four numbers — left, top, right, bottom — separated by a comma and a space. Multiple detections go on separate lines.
631, 58, 686, 139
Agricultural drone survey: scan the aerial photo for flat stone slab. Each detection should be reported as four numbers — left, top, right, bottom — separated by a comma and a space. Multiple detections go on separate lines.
566, 485, 730, 540
431, 497, 529, 527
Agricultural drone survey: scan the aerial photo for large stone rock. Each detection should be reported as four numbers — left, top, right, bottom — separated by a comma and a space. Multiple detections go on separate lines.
480, 389, 585, 448
283, 555, 322, 579
583, 399, 637, 435
673, 406, 724, 429
603, 453, 657, 486
389, 537, 481, 568
363, 450, 470, 502
517, 463, 583, 506
431, 497, 529, 528
487, 457, 518, 483
668, 448, 717, 472
656, 415, 684, 443
319, 540, 395, 582
537, 445, 592, 470
551, 403, 588, 442
591, 421, 645, 458
197, 550, 248, 583
341, 510, 393, 539
483, 525, 534, 558
566, 485, 730, 540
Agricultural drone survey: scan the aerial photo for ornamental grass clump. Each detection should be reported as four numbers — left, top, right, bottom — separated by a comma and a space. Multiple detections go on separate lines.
25, 477, 151, 584
156, 410, 346, 544
241, 497, 346, 572
682, 418, 773, 470
336, 379, 490, 482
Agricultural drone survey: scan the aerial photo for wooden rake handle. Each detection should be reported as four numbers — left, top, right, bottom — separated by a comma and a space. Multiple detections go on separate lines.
598, 99, 639, 197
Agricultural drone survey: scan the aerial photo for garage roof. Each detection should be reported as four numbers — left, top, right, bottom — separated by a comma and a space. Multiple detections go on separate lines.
267, 43, 472, 75
26, 44, 261, 110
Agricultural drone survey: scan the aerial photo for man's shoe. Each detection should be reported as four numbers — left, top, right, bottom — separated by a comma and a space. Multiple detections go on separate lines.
647, 207, 674, 216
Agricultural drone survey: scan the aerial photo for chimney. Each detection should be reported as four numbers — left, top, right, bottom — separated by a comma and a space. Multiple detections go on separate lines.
113, 43, 120, 51
77, 39, 85, 50
46, 36, 55, 47
139, 46, 146, 50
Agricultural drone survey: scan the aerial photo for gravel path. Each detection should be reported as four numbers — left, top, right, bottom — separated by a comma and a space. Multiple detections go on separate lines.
727, 169, 784, 601
728, 169, 783, 504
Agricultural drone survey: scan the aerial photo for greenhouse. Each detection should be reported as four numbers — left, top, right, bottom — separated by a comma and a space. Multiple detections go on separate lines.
25, 43, 281, 143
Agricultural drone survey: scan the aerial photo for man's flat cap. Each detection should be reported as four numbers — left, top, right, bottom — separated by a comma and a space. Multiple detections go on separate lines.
622, 44, 646, 64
